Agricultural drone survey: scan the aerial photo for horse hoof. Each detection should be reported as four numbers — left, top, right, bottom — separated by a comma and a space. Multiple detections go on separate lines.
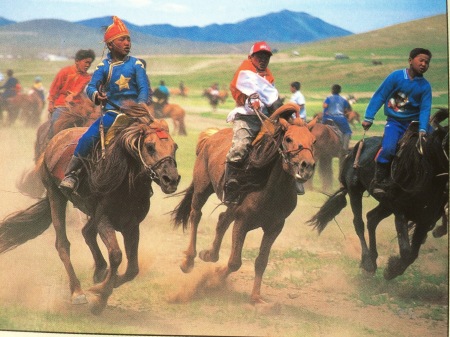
89, 294, 107, 315
180, 261, 194, 273
199, 250, 218, 262
71, 293, 88, 305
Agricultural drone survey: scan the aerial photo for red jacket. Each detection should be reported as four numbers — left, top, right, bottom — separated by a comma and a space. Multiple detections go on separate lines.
48, 65, 91, 107
229, 59, 275, 106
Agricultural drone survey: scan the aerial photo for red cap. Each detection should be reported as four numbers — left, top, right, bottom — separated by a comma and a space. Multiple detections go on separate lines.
249, 41, 272, 56
104, 16, 130, 43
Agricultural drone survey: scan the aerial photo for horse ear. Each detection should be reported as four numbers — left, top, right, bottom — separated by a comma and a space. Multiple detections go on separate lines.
306, 116, 318, 130
278, 118, 290, 130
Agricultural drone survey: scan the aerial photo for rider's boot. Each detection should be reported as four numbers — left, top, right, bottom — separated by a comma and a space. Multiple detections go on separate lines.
59, 155, 83, 195
371, 162, 390, 198
223, 162, 242, 205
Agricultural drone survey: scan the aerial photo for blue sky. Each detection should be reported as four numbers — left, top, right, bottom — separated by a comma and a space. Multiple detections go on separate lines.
0, 0, 447, 33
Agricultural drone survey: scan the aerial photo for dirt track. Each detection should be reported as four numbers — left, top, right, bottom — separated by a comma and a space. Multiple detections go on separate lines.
0, 117, 448, 337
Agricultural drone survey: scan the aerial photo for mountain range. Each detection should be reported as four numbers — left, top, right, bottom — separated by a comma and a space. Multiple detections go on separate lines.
0, 10, 352, 57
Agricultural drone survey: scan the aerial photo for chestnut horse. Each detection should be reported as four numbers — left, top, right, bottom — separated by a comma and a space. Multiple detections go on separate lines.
171, 103, 315, 303
203, 88, 228, 112
0, 102, 180, 314
148, 103, 187, 136
307, 122, 342, 192
308, 108, 448, 280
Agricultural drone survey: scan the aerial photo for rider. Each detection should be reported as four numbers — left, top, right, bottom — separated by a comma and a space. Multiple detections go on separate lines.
0, 69, 20, 104
289, 81, 306, 121
152, 80, 170, 116
31, 76, 46, 104
223, 41, 283, 204
47, 49, 96, 138
59, 16, 150, 195
322, 84, 352, 153
362, 48, 432, 198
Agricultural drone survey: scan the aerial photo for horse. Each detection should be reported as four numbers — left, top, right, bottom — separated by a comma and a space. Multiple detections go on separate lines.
171, 103, 316, 304
0, 94, 22, 126
307, 121, 343, 192
16, 95, 99, 199
345, 110, 361, 125
308, 108, 449, 280
147, 102, 187, 136
15, 89, 45, 127
203, 88, 228, 112
0, 102, 180, 314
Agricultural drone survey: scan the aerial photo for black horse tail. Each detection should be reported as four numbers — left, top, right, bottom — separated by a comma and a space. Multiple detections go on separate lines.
171, 183, 194, 231
0, 198, 52, 254
307, 187, 348, 234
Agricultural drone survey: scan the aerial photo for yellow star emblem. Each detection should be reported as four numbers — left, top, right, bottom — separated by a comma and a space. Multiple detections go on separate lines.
115, 74, 131, 91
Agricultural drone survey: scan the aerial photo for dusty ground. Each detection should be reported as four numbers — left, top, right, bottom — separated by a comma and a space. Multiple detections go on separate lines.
0, 114, 448, 337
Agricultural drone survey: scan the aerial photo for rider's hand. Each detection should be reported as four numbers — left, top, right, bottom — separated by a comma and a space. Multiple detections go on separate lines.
48, 101, 54, 113
245, 93, 262, 112
95, 91, 108, 106
362, 120, 372, 131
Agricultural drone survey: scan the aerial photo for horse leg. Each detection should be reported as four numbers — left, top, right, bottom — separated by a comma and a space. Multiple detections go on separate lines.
82, 217, 108, 284
348, 190, 374, 272
88, 215, 122, 315
319, 155, 333, 192
199, 208, 235, 262
384, 215, 428, 280
250, 222, 284, 304
366, 204, 392, 273
47, 187, 87, 304
180, 188, 211, 273
114, 225, 140, 288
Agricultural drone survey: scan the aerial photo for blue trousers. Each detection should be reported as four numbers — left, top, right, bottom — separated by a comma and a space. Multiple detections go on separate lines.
323, 114, 352, 135
74, 111, 118, 157
49, 107, 68, 138
377, 118, 410, 164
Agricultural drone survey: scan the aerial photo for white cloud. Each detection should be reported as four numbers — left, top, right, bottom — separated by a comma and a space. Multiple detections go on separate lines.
159, 3, 190, 13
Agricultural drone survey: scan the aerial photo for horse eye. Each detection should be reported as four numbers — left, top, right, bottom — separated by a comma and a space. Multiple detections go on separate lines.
285, 136, 293, 143
146, 142, 156, 154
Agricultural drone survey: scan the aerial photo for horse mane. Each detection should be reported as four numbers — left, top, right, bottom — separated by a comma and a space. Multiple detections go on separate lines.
88, 102, 156, 195
53, 98, 98, 131
392, 109, 449, 194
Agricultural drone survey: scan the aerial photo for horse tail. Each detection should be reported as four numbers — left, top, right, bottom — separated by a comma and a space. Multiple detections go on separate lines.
171, 184, 194, 231
15, 155, 45, 199
307, 187, 348, 234
0, 197, 52, 254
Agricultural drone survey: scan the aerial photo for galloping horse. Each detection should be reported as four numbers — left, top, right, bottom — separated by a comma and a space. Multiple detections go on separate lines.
171, 103, 316, 303
147, 103, 187, 136
0, 102, 180, 314
203, 88, 228, 112
307, 121, 343, 192
308, 108, 448, 280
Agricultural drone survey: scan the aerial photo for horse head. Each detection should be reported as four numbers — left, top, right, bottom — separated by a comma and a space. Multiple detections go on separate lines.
136, 118, 180, 194
271, 103, 316, 183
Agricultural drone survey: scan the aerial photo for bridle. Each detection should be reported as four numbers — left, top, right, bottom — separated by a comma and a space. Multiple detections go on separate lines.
137, 133, 177, 182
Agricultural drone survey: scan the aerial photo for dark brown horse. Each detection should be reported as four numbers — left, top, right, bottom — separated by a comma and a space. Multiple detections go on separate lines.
307, 121, 342, 192
147, 102, 187, 136
308, 108, 448, 280
171, 103, 315, 303
0, 102, 180, 314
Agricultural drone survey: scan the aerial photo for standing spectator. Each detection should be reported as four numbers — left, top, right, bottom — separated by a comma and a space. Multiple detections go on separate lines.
289, 81, 306, 121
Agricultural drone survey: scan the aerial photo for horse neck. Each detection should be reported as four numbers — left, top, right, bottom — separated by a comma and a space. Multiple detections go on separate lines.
263, 156, 296, 198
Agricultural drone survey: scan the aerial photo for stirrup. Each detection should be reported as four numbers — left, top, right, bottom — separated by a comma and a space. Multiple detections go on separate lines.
223, 179, 240, 205
59, 175, 79, 195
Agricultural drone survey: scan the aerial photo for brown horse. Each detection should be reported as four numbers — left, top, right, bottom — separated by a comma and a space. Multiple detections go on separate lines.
0, 102, 180, 315
147, 102, 187, 136
203, 88, 228, 112
0, 90, 45, 127
345, 110, 361, 125
307, 121, 343, 192
171, 103, 315, 304
16, 96, 99, 198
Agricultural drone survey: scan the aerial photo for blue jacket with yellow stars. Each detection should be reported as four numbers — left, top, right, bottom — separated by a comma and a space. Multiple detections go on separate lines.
86, 53, 149, 111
